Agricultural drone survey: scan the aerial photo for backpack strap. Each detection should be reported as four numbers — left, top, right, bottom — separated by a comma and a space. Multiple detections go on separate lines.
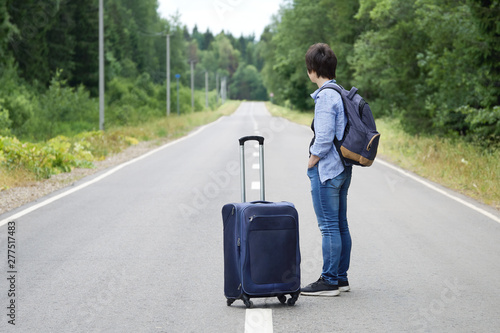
318, 82, 343, 95
319, 83, 359, 101
316, 82, 348, 167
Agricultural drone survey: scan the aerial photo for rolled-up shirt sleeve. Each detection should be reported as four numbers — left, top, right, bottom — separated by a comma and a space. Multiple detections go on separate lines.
310, 90, 342, 158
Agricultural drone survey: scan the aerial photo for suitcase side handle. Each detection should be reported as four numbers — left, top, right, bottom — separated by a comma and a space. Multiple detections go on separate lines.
239, 136, 265, 202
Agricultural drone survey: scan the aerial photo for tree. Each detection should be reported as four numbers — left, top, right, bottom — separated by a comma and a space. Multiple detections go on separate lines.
0, 0, 16, 68
212, 33, 240, 77
467, 0, 500, 107
351, 0, 428, 123
261, 1, 322, 110
69, 1, 99, 94
229, 64, 267, 101
259, 0, 363, 110
7, 0, 61, 85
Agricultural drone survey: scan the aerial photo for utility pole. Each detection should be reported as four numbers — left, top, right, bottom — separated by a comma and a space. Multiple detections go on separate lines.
205, 71, 209, 109
221, 77, 227, 104
190, 60, 195, 112
215, 72, 219, 105
175, 74, 180, 115
99, 0, 104, 130
220, 77, 223, 103
166, 34, 170, 116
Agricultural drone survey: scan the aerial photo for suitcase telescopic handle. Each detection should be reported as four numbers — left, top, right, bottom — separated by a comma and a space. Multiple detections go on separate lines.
239, 136, 265, 146
239, 136, 265, 202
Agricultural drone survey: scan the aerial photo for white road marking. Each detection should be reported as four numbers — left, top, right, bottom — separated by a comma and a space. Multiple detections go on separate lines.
0, 117, 227, 227
252, 164, 260, 170
251, 181, 260, 190
376, 159, 500, 224
251, 102, 259, 133
253, 152, 259, 157
245, 309, 273, 333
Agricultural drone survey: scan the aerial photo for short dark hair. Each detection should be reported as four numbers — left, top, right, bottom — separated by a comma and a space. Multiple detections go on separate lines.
305, 43, 337, 79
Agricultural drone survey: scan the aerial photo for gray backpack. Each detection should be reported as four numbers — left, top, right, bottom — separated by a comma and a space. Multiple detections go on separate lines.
319, 83, 380, 167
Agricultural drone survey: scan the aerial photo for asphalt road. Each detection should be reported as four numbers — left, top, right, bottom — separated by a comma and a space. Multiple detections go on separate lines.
1, 102, 499, 332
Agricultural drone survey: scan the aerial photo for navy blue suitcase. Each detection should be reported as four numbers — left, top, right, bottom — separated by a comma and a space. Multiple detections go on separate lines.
222, 136, 301, 308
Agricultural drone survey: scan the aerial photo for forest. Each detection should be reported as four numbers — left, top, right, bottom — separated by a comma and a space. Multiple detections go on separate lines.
0, 0, 498, 144
0, 0, 266, 142
261, 0, 499, 145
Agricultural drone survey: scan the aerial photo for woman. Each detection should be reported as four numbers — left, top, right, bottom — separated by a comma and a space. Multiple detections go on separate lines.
301, 43, 353, 297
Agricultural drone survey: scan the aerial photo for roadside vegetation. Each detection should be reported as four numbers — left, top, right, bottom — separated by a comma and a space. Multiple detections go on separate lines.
0, 101, 241, 191
0, 0, 256, 192
266, 102, 499, 210
260, 1, 499, 145
261, 0, 498, 210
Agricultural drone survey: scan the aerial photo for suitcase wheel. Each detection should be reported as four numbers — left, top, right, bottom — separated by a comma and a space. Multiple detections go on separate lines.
277, 295, 287, 304
241, 294, 253, 308
287, 291, 300, 306
226, 299, 235, 306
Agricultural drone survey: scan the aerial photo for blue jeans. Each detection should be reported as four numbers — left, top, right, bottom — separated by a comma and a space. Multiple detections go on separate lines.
307, 165, 352, 285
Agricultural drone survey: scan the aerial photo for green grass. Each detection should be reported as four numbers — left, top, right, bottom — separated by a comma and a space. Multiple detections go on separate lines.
99, 100, 241, 152
376, 118, 499, 209
265, 102, 313, 126
265, 102, 500, 209
0, 101, 241, 190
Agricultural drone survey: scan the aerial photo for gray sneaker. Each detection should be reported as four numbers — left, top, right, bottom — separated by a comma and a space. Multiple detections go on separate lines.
339, 280, 350, 292
301, 277, 340, 296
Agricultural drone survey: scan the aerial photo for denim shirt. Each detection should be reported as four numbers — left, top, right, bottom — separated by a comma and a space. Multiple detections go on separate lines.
309, 79, 347, 183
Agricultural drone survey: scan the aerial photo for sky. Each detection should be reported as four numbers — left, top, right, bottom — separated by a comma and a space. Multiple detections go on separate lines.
157, 0, 285, 38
